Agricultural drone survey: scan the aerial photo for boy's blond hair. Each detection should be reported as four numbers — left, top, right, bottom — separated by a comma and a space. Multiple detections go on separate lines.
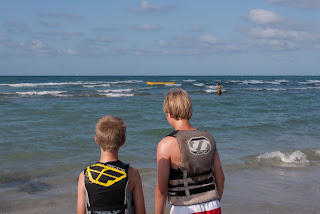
95, 115, 126, 151
163, 88, 192, 120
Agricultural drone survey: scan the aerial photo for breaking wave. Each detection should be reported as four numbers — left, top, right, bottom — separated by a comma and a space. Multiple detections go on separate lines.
16, 91, 68, 96
257, 150, 309, 164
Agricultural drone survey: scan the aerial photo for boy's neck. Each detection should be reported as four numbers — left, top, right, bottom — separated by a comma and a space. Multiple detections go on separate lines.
173, 119, 196, 131
99, 148, 119, 163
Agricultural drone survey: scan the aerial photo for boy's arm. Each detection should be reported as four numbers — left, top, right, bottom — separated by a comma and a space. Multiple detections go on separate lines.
128, 167, 146, 214
155, 137, 171, 214
213, 148, 225, 201
77, 171, 86, 214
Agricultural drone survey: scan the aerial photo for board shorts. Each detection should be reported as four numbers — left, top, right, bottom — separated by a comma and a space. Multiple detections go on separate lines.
170, 199, 221, 214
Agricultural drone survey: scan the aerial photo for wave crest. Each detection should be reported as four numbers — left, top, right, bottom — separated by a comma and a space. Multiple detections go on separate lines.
257, 150, 309, 164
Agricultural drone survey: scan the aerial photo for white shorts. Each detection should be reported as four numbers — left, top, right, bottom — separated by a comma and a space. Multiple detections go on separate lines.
170, 199, 221, 214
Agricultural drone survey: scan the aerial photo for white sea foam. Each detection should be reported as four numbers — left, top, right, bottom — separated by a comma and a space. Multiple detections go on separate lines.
0, 80, 142, 88
100, 93, 134, 97
240, 80, 264, 84
206, 85, 218, 89
265, 88, 286, 91
204, 89, 217, 93
165, 84, 182, 86
107, 80, 143, 84
265, 80, 289, 84
193, 83, 205, 87
258, 150, 309, 164
316, 149, 320, 155
205, 89, 226, 93
97, 89, 133, 93
83, 84, 111, 88
183, 80, 196, 82
298, 80, 320, 85
16, 91, 68, 96
1, 81, 96, 87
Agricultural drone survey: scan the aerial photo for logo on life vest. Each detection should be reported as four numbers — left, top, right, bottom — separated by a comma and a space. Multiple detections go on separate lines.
188, 137, 211, 155
86, 163, 127, 187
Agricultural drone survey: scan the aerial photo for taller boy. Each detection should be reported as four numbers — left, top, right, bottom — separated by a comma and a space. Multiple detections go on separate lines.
155, 88, 225, 214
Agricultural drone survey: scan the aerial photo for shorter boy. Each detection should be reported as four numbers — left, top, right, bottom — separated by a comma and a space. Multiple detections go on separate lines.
77, 115, 146, 214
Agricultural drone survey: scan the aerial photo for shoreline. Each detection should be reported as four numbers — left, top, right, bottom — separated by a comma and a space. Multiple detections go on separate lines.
1, 164, 319, 214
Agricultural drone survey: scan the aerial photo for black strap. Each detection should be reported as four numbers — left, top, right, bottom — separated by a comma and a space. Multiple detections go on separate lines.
168, 176, 214, 188
167, 130, 179, 137
168, 183, 215, 197
87, 204, 127, 211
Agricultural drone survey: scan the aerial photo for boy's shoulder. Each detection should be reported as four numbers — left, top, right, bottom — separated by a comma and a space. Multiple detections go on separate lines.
128, 166, 140, 178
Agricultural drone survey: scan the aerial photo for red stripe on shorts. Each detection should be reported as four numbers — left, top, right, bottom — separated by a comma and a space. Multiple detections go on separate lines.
193, 207, 221, 214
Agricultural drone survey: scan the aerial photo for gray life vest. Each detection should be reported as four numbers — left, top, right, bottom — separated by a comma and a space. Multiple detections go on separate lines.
167, 130, 219, 206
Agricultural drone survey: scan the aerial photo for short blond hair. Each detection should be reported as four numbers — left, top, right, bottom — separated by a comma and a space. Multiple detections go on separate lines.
163, 88, 192, 120
95, 115, 126, 151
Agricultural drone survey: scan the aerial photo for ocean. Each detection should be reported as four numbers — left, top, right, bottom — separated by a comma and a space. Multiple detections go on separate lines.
0, 76, 319, 214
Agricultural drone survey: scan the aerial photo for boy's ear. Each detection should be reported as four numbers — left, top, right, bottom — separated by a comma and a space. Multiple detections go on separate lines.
95, 136, 99, 145
120, 137, 126, 147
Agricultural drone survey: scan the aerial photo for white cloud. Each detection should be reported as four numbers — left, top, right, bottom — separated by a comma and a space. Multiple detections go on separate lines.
249, 9, 284, 24
191, 25, 204, 32
130, 24, 162, 31
38, 13, 83, 20
130, 0, 176, 13
199, 35, 220, 44
248, 27, 319, 41
57, 48, 78, 55
266, 0, 320, 9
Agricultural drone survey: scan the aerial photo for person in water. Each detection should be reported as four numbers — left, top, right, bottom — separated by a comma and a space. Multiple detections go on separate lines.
217, 83, 222, 95
77, 115, 146, 214
155, 88, 225, 214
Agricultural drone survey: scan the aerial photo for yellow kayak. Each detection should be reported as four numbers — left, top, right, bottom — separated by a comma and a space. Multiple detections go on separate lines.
146, 82, 175, 85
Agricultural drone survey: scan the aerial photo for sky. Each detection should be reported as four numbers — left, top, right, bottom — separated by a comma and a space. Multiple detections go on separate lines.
0, 0, 320, 76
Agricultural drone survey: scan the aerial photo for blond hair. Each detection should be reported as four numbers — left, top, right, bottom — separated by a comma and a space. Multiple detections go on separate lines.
163, 88, 192, 120
95, 115, 126, 151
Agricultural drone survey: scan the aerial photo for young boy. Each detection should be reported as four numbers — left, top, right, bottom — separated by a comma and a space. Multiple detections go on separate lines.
155, 88, 225, 214
77, 115, 146, 214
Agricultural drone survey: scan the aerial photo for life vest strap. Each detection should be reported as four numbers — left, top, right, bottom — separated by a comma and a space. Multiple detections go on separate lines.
168, 176, 214, 188
168, 183, 215, 197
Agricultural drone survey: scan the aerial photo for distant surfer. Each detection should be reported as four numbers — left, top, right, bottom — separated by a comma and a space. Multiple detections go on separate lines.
217, 83, 222, 95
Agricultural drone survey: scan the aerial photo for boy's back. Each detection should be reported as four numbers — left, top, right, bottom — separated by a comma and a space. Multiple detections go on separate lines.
77, 115, 145, 214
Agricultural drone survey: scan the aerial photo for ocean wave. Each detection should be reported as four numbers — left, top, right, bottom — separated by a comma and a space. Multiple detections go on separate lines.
97, 89, 133, 93
240, 80, 264, 84
206, 85, 218, 89
165, 83, 182, 86
298, 80, 320, 85
99, 93, 134, 97
248, 88, 286, 91
193, 83, 205, 87
107, 80, 143, 84
183, 80, 196, 82
204, 89, 226, 93
257, 150, 309, 164
0, 81, 99, 87
83, 84, 111, 88
16, 91, 68, 96
265, 79, 289, 84
0, 80, 143, 88
265, 88, 286, 91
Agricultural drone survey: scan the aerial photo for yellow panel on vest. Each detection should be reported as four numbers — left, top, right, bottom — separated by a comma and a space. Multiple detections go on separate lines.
86, 163, 127, 187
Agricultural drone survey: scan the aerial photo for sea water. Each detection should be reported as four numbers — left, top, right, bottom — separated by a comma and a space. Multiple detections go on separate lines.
0, 76, 319, 213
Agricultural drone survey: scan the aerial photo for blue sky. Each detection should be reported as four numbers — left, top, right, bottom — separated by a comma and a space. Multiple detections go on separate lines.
0, 0, 320, 75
